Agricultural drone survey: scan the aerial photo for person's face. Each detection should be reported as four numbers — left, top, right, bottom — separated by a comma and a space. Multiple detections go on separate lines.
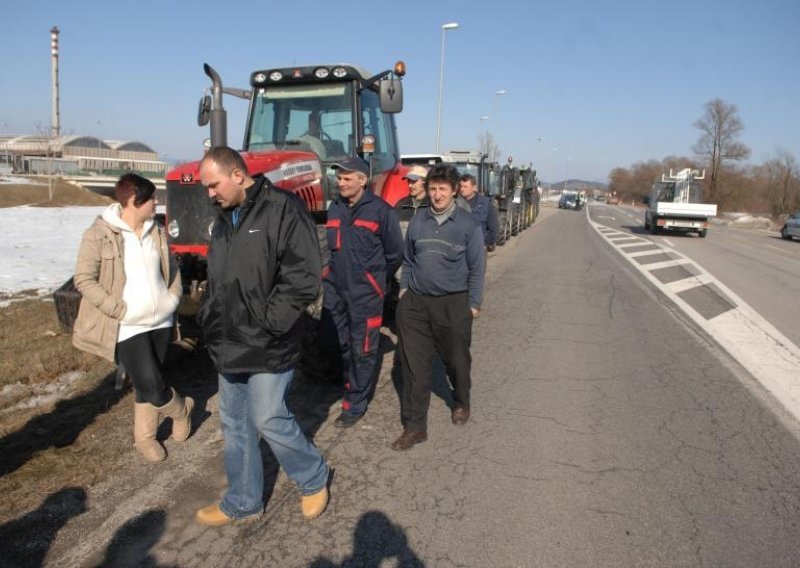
336, 170, 366, 203
122, 190, 156, 221
136, 193, 157, 220
407, 176, 426, 199
427, 179, 457, 212
200, 160, 247, 209
459, 179, 477, 200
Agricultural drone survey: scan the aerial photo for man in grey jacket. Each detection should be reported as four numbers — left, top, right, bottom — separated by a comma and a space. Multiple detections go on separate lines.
392, 163, 486, 451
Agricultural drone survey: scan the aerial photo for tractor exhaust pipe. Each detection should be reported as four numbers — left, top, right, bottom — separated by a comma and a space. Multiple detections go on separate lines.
203, 63, 227, 148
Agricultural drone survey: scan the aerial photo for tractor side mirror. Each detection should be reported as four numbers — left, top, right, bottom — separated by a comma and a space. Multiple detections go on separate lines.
197, 95, 211, 127
379, 79, 403, 113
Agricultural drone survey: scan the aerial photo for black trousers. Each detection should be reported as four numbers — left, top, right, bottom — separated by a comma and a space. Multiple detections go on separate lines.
115, 327, 172, 406
396, 290, 473, 432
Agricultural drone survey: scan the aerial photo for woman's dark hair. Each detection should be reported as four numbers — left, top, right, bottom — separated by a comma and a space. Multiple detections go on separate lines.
115, 173, 156, 206
425, 163, 460, 193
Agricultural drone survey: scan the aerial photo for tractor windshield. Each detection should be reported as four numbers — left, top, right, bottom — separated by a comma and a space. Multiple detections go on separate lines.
246, 83, 354, 160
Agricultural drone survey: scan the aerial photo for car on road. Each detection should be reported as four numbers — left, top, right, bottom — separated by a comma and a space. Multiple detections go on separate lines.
559, 192, 578, 209
781, 211, 800, 241
606, 193, 620, 205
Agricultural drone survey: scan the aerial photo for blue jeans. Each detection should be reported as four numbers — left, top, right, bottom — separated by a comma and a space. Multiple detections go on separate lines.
217, 369, 329, 519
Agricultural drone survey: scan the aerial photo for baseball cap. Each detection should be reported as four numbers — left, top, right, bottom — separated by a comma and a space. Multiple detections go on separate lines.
403, 165, 428, 181
330, 157, 370, 176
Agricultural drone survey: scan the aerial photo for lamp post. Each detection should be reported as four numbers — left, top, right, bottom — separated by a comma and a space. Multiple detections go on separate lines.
435, 21, 459, 153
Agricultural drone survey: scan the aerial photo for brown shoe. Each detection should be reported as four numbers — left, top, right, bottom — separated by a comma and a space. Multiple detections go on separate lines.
391, 430, 428, 451
195, 503, 260, 527
451, 406, 470, 425
301, 487, 329, 520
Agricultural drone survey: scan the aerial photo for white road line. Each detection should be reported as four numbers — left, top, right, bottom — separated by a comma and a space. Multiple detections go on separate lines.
591, 217, 800, 426
661, 238, 675, 248
637, 258, 694, 271
665, 274, 714, 294
627, 249, 670, 258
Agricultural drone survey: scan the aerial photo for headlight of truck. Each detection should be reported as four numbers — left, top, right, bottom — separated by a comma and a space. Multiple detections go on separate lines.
168, 219, 180, 238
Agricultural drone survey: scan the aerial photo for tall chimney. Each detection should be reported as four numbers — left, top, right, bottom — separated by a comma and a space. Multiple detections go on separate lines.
50, 26, 60, 138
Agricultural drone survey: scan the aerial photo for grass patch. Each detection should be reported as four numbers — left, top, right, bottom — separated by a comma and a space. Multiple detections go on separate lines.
0, 178, 112, 208
0, 298, 102, 392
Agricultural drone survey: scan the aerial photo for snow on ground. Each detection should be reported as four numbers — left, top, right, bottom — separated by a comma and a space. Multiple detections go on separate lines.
0, 206, 107, 296
0, 175, 47, 186
0, 370, 86, 415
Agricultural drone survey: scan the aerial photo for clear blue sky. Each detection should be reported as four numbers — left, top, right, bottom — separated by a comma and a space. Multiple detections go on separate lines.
2, 0, 798, 183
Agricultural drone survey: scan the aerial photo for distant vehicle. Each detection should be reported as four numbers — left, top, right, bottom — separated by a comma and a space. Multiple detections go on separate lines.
781, 211, 800, 241
559, 192, 578, 209
643, 168, 717, 238
606, 192, 620, 205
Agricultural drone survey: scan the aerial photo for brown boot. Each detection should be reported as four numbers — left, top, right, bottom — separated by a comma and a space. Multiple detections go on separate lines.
133, 402, 166, 463
159, 388, 194, 442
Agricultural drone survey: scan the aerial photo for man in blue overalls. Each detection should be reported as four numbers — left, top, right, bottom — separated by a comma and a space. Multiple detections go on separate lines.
322, 158, 404, 428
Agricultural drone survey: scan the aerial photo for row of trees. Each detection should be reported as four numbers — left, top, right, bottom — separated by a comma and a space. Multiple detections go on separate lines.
608, 99, 800, 218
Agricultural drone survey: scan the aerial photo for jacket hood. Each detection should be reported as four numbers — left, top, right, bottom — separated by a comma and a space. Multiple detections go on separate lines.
101, 203, 154, 235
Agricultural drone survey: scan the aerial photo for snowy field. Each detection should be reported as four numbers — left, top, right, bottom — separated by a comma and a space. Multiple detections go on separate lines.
0, 206, 107, 297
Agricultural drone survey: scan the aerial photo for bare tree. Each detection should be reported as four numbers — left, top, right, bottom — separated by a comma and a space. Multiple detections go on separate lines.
692, 98, 750, 205
759, 149, 800, 218
478, 130, 501, 163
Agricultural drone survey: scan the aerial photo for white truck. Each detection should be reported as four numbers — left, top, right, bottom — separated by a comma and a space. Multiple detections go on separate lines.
643, 168, 717, 238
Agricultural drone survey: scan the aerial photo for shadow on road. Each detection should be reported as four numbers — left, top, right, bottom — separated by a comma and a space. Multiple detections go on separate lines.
0, 487, 87, 568
95, 509, 173, 568
308, 510, 424, 567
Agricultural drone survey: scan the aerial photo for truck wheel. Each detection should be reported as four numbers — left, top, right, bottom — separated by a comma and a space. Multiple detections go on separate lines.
644, 215, 650, 231
649, 222, 659, 235
698, 229, 707, 238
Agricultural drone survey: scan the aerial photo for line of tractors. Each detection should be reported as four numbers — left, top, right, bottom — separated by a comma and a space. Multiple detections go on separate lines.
164, 60, 540, 294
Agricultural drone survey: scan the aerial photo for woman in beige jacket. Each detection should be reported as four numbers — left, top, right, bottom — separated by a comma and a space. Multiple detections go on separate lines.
73, 173, 193, 463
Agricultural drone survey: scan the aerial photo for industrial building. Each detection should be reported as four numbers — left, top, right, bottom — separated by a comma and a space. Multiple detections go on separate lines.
0, 135, 169, 175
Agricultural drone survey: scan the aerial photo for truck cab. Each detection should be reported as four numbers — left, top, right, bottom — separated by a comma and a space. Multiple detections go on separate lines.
165, 62, 406, 269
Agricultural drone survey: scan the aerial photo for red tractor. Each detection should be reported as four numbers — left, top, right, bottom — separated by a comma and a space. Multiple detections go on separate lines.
165, 61, 408, 285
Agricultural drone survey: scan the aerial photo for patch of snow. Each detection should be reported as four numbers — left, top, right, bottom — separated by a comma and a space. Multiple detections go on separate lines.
0, 370, 86, 415
0, 175, 46, 186
0, 205, 106, 294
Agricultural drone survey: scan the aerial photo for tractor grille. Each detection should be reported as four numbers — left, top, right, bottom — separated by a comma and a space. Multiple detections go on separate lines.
165, 180, 216, 248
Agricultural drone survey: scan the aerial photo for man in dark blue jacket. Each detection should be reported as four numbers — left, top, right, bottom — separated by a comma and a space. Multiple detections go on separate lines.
195, 147, 329, 525
323, 158, 403, 428
459, 173, 498, 251
392, 164, 486, 451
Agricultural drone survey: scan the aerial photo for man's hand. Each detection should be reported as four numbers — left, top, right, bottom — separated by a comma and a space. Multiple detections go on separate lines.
471, 307, 480, 318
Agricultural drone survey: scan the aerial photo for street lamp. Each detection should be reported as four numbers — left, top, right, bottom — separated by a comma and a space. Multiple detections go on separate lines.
435, 21, 459, 153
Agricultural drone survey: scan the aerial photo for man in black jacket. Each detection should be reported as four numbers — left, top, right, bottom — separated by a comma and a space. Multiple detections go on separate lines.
194, 146, 329, 525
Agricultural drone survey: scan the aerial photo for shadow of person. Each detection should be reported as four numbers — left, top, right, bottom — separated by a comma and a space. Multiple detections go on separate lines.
390, 349, 455, 411
0, 370, 127, 477
309, 510, 424, 568
96, 509, 172, 568
0, 486, 87, 568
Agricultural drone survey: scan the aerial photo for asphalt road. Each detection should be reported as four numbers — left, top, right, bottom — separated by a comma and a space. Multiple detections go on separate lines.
595, 203, 800, 347
50, 204, 800, 567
